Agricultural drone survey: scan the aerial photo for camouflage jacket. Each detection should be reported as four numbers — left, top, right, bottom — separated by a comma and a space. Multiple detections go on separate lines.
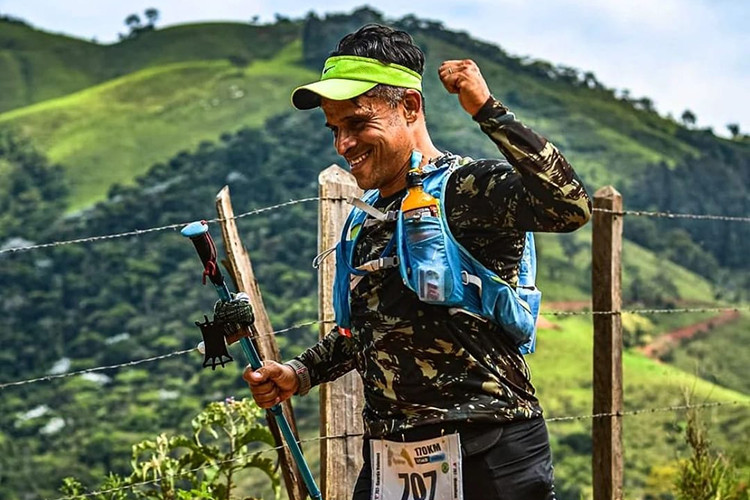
291, 98, 592, 438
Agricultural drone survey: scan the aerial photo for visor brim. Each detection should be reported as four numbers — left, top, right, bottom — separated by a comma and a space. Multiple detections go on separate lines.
291, 79, 379, 110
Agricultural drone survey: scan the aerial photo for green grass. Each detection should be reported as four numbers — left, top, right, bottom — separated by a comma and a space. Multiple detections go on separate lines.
0, 19, 301, 114
0, 41, 316, 209
529, 315, 749, 499
663, 312, 750, 395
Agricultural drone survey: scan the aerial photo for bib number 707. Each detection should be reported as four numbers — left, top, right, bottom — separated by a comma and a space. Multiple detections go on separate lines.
398, 471, 437, 500
370, 434, 463, 500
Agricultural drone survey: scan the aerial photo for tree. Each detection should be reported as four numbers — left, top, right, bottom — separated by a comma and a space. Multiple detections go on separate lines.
681, 109, 697, 127
726, 123, 740, 138
124, 13, 142, 31
144, 8, 159, 28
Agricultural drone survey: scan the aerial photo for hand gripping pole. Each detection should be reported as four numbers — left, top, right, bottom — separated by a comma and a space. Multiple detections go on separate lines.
181, 220, 323, 500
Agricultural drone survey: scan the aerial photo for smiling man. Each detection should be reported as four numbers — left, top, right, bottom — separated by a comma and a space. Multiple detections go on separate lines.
231, 24, 591, 500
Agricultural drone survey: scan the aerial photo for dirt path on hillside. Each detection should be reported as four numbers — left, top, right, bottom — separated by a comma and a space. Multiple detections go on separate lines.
639, 310, 741, 358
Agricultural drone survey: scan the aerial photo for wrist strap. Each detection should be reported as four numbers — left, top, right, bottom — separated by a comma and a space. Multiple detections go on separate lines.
285, 359, 312, 396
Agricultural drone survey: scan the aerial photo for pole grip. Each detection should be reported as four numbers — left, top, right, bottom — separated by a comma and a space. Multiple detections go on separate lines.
181, 220, 227, 291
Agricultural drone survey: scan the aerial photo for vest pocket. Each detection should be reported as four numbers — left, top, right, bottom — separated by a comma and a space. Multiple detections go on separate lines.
399, 215, 464, 305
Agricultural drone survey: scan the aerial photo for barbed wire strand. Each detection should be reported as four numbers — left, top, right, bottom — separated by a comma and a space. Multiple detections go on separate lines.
2, 197, 746, 258
0, 349, 195, 390
48, 399, 748, 500
4, 306, 748, 390
0, 197, 324, 256
592, 207, 750, 222
0, 322, 321, 390
543, 306, 749, 317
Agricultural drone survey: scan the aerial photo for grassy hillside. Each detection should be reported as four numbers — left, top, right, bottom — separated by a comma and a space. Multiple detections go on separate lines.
0, 41, 316, 209
531, 316, 749, 500
0, 14, 741, 210
663, 312, 750, 395
0, 18, 300, 113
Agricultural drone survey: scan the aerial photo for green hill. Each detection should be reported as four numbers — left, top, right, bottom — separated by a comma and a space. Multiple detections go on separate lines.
0, 41, 314, 209
0, 18, 300, 114
0, 10, 746, 281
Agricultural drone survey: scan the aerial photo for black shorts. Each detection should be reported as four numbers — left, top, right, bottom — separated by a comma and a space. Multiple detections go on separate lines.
352, 418, 556, 500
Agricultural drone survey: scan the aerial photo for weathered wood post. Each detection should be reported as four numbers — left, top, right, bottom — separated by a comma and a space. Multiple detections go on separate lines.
318, 165, 365, 498
591, 185, 624, 500
215, 186, 305, 500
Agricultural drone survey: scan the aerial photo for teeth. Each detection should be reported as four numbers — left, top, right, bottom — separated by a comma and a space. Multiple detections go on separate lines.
349, 152, 369, 167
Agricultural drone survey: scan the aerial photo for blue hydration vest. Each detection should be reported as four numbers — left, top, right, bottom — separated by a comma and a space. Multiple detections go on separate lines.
332, 158, 541, 354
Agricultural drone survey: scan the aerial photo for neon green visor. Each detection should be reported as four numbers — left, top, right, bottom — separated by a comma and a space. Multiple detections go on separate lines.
291, 55, 422, 110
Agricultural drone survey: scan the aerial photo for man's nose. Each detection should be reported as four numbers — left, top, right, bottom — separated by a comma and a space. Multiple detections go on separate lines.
335, 131, 356, 156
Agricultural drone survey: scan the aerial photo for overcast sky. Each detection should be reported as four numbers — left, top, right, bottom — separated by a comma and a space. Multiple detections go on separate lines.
1, 0, 747, 136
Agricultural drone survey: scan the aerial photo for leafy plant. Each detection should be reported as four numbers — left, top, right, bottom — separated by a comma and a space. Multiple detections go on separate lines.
60, 398, 280, 500
673, 396, 748, 500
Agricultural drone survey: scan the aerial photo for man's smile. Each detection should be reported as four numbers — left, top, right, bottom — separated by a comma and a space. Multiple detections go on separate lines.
348, 150, 371, 170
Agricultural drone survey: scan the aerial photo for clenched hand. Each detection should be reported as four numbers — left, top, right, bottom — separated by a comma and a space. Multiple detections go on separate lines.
243, 360, 299, 408
438, 59, 492, 117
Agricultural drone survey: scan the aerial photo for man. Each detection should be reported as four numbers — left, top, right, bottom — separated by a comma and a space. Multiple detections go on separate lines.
230, 24, 591, 499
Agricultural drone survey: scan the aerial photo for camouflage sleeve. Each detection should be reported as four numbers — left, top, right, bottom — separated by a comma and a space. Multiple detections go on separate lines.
291, 328, 359, 392
450, 96, 591, 232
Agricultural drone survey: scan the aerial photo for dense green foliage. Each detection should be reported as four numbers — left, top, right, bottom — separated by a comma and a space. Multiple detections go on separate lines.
0, 114, 332, 498
0, 7, 747, 500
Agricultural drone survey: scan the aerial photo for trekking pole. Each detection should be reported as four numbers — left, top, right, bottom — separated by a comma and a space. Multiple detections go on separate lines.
181, 220, 323, 500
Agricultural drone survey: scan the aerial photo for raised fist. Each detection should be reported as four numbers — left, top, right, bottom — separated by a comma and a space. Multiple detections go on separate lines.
438, 59, 491, 117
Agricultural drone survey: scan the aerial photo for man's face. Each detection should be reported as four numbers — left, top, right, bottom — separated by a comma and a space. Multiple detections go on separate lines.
321, 94, 413, 196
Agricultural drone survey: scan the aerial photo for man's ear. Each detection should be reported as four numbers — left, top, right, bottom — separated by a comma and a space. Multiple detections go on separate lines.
402, 90, 422, 123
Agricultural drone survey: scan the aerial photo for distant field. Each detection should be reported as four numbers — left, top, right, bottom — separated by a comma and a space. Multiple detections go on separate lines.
0, 41, 316, 210
662, 312, 750, 395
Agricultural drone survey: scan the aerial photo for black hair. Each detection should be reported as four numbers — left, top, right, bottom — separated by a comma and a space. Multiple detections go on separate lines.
332, 24, 425, 110
331, 24, 425, 75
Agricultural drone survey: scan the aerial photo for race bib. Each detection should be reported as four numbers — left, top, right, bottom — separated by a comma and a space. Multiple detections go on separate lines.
370, 433, 463, 500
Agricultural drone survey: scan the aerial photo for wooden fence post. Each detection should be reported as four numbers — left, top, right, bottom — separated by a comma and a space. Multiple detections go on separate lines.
318, 165, 364, 499
215, 186, 305, 500
592, 185, 624, 500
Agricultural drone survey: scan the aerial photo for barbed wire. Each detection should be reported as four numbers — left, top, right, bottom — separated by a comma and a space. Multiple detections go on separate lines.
543, 306, 749, 316
2, 196, 746, 258
4, 305, 747, 391
0, 349, 195, 390
47, 399, 748, 500
545, 400, 747, 422
0, 197, 322, 256
0, 322, 320, 391
593, 207, 750, 222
